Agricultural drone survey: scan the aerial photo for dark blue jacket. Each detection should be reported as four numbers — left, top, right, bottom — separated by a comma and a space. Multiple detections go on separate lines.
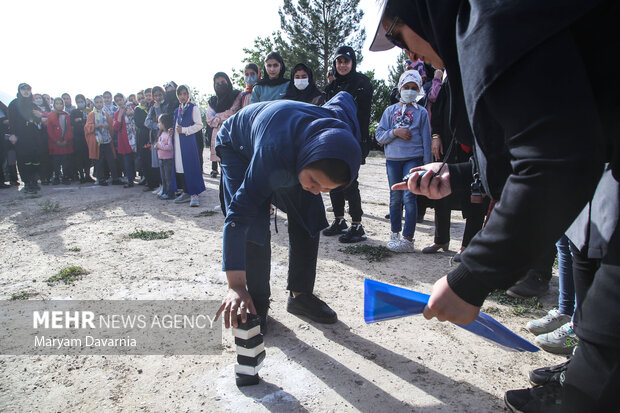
216, 91, 361, 271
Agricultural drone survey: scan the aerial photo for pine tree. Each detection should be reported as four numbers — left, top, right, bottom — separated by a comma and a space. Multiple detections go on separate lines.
278, 0, 365, 89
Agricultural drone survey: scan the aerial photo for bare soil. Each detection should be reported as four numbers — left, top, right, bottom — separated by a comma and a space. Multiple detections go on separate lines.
0, 153, 563, 412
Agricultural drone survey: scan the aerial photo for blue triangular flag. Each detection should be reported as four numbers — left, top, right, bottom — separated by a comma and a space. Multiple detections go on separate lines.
364, 278, 538, 352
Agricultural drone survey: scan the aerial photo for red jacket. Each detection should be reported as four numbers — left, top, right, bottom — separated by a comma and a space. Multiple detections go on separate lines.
46, 111, 74, 155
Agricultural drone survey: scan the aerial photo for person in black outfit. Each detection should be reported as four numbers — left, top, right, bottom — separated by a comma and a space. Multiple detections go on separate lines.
70, 94, 94, 183
372, 0, 619, 411
7, 83, 43, 194
323, 45, 373, 243
134, 90, 158, 189
283, 63, 326, 106
420, 74, 488, 260
0, 100, 11, 188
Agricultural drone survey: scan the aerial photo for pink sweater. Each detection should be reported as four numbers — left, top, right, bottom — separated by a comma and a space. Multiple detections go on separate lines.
156, 131, 173, 159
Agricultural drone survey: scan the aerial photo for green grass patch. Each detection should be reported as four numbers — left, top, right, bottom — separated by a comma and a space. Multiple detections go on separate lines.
46, 266, 89, 286
195, 210, 217, 217
10, 291, 38, 300
339, 245, 393, 262
68, 247, 81, 252
38, 199, 60, 213
128, 229, 174, 240
487, 290, 543, 317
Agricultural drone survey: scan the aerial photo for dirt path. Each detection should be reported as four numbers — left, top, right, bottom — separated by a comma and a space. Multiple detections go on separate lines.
0, 153, 563, 412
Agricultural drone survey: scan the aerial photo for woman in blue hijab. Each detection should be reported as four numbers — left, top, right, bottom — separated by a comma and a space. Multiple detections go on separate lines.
214, 91, 361, 332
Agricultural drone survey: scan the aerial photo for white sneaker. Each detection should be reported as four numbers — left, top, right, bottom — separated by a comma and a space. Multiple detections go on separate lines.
388, 238, 415, 253
535, 322, 579, 355
526, 308, 571, 335
213, 205, 222, 212
387, 233, 400, 248
189, 195, 200, 207
152, 186, 162, 195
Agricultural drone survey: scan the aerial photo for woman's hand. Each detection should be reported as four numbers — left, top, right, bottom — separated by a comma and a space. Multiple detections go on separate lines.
176, 125, 183, 134
431, 137, 443, 161
423, 276, 480, 324
393, 128, 412, 140
391, 162, 451, 199
215, 287, 257, 329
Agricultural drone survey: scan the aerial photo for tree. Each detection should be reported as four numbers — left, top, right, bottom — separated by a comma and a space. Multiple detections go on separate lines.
363, 69, 391, 130
388, 50, 408, 88
240, 0, 365, 90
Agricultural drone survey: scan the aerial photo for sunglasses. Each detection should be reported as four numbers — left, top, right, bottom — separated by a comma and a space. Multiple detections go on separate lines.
385, 16, 406, 50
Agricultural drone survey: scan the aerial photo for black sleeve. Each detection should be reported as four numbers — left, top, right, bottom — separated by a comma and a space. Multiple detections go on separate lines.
356, 76, 373, 161
447, 33, 605, 306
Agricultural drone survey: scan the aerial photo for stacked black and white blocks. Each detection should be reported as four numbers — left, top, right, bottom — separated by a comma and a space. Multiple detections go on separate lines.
232, 314, 265, 386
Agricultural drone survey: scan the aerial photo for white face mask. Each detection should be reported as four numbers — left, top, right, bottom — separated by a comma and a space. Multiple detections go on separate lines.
400, 89, 418, 104
294, 78, 309, 90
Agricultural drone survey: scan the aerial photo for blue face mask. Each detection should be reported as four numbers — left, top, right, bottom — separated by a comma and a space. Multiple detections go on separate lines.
245, 75, 257, 86
160, 99, 165, 105
77, 102, 86, 109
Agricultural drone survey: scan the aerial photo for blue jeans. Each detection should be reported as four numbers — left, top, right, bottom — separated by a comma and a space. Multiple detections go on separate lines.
386, 158, 423, 239
556, 234, 576, 316
159, 158, 174, 197
122, 153, 135, 182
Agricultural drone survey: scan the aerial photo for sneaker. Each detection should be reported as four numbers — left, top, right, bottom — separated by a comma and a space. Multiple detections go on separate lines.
529, 359, 570, 386
322, 218, 348, 236
504, 382, 563, 413
151, 186, 162, 194
84, 176, 95, 183
507, 270, 550, 298
157, 188, 164, 197
387, 233, 400, 248
388, 238, 415, 253
526, 309, 571, 335
174, 193, 191, 203
189, 195, 200, 207
160, 194, 170, 200
286, 293, 337, 324
137, 176, 147, 185
535, 323, 579, 355
213, 205, 222, 212
338, 223, 367, 243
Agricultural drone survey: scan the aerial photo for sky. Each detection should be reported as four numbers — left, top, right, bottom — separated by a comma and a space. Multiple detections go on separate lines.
1, 0, 401, 103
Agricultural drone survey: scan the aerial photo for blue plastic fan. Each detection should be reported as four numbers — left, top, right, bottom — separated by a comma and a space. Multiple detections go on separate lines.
364, 278, 538, 352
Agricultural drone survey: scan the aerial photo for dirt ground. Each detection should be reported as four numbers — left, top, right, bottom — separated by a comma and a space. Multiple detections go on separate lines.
0, 152, 564, 412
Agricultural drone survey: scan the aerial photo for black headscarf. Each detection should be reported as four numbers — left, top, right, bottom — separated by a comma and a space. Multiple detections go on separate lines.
256, 51, 289, 87
16, 83, 36, 123
380, 0, 606, 145
283, 63, 323, 104
331, 46, 358, 82
208, 72, 241, 113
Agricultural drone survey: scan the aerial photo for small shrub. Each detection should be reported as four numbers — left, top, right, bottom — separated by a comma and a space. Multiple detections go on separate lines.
68, 247, 81, 252
38, 199, 60, 213
196, 210, 217, 217
487, 290, 543, 317
10, 291, 38, 300
46, 266, 89, 286
128, 229, 174, 241
339, 245, 393, 262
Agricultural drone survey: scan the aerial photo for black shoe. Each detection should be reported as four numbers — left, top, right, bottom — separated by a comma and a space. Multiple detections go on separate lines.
507, 270, 550, 298
529, 359, 570, 386
322, 218, 348, 236
504, 382, 563, 413
286, 293, 337, 324
123, 182, 134, 188
97, 180, 108, 186
338, 223, 367, 243
111, 179, 123, 185
422, 243, 450, 254
384, 213, 390, 219
84, 176, 95, 183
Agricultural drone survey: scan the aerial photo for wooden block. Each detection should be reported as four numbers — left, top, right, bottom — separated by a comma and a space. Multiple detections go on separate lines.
236, 342, 265, 357
235, 362, 263, 376
235, 334, 263, 348
232, 325, 260, 340
235, 373, 259, 387
237, 350, 266, 367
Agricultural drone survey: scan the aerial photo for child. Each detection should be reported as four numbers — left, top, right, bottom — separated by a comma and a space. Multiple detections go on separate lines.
376, 70, 432, 252
154, 113, 175, 200
47, 97, 74, 184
